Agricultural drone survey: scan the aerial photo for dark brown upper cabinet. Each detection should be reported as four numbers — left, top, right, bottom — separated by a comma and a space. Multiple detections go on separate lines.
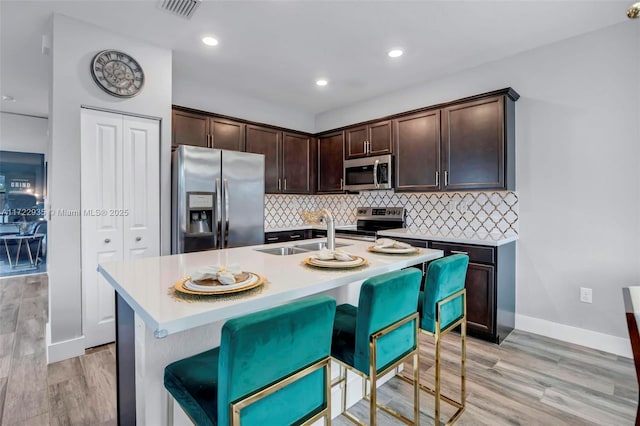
172, 109, 245, 151
345, 120, 392, 160
173, 87, 517, 194
209, 117, 245, 151
172, 110, 209, 148
394, 109, 441, 192
282, 132, 314, 194
317, 132, 344, 193
394, 91, 516, 192
245, 125, 281, 193
441, 94, 515, 191
245, 126, 315, 194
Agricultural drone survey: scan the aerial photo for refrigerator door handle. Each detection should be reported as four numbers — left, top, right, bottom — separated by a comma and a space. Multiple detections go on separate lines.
215, 178, 222, 249
224, 179, 230, 248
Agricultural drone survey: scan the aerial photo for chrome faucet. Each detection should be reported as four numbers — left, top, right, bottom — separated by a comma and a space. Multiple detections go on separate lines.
320, 209, 335, 251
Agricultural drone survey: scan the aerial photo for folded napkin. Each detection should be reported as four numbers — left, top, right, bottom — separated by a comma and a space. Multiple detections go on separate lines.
315, 248, 355, 262
191, 264, 242, 285
374, 238, 412, 249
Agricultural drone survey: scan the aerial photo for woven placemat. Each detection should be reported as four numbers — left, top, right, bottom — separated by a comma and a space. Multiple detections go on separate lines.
168, 279, 270, 303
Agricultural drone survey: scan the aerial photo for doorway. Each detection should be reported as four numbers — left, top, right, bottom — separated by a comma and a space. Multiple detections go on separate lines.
0, 151, 47, 277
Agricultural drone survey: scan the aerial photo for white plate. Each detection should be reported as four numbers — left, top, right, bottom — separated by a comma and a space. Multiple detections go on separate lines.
368, 246, 418, 254
308, 256, 365, 267
185, 273, 259, 292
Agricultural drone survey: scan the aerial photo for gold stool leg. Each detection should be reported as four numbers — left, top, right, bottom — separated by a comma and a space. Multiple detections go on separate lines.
434, 331, 441, 426
413, 351, 420, 425
166, 390, 174, 426
341, 365, 348, 414
461, 318, 466, 409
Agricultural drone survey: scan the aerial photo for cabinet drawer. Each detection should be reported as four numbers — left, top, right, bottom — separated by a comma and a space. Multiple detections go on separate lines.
264, 229, 310, 244
430, 242, 494, 264
312, 229, 327, 238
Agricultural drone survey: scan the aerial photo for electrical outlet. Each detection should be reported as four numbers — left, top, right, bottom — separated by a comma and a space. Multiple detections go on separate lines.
580, 287, 593, 304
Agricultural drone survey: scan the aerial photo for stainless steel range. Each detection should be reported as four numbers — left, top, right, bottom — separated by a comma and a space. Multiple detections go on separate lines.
335, 207, 405, 242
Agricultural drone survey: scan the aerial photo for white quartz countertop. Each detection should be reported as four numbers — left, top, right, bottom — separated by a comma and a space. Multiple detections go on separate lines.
265, 224, 355, 232
377, 228, 518, 246
98, 238, 443, 337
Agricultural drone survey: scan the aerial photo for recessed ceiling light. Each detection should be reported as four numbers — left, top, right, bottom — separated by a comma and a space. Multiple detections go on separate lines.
2, 95, 15, 102
388, 49, 404, 58
316, 79, 328, 87
202, 36, 219, 46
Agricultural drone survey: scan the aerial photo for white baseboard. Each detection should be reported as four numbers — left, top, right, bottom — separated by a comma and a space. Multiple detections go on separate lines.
515, 314, 632, 358
46, 322, 85, 364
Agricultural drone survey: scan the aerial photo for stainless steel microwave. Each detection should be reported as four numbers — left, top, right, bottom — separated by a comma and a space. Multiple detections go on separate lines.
343, 154, 393, 191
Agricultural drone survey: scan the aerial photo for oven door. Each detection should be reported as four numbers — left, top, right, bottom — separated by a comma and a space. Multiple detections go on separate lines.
343, 154, 392, 191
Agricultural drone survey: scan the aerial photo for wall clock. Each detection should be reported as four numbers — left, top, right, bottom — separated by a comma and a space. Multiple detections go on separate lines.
91, 50, 144, 98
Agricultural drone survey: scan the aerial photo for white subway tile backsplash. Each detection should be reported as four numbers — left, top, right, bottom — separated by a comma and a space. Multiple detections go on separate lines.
265, 190, 519, 236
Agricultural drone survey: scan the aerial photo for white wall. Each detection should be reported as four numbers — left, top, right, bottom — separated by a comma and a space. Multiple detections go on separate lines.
317, 22, 640, 352
47, 14, 172, 362
0, 112, 48, 155
172, 78, 316, 133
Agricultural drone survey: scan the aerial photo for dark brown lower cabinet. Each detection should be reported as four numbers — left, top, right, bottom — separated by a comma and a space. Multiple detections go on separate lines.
465, 263, 495, 335
430, 241, 515, 343
380, 235, 515, 344
264, 229, 310, 244
264, 228, 329, 243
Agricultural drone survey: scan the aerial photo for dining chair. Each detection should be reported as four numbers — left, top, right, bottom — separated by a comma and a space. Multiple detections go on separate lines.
399, 253, 469, 425
164, 294, 336, 426
623, 286, 640, 426
331, 267, 422, 425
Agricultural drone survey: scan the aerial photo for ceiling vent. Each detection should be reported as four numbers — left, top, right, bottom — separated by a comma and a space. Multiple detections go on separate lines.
159, 0, 201, 19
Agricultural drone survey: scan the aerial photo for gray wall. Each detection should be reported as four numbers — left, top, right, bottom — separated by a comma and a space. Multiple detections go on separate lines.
47, 14, 172, 362
0, 113, 48, 156
316, 21, 640, 349
172, 77, 316, 133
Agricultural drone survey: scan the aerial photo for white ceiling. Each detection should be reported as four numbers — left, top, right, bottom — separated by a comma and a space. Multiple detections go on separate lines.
0, 0, 631, 118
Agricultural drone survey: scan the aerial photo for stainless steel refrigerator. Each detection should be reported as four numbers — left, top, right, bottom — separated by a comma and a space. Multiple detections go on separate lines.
172, 146, 265, 254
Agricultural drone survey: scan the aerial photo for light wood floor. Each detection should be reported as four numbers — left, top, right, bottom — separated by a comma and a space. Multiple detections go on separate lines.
0, 273, 637, 425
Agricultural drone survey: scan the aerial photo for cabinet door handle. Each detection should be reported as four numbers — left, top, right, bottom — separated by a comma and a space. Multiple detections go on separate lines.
284, 179, 287, 191
104, 238, 111, 243
290, 234, 302, 239
266, 237, 278, 241
444, 170, 449, 186
451, 250, 468, 255
363, 141, 366, 154
340, 178, 343, 190
435, 171, 439, 187
366, 141, 370, 153
278, 179, 281, 191
135, 236, 142, 242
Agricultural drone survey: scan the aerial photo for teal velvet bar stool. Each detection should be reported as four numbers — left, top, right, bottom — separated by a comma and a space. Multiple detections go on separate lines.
164, 295, 336, 426
331, 268, 422, 426
400, 253, 469, 425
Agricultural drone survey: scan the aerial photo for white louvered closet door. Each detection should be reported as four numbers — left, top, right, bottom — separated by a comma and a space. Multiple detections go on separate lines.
81, 109, 159, 348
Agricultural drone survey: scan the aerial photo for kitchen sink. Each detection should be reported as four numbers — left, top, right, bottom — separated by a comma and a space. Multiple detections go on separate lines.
255, 241, 352, 256
254, 246, 309, 256
293, 241, 352, 251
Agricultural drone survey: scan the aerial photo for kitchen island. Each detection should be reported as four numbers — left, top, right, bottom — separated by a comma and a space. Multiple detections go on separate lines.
98, 237, 443, 425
